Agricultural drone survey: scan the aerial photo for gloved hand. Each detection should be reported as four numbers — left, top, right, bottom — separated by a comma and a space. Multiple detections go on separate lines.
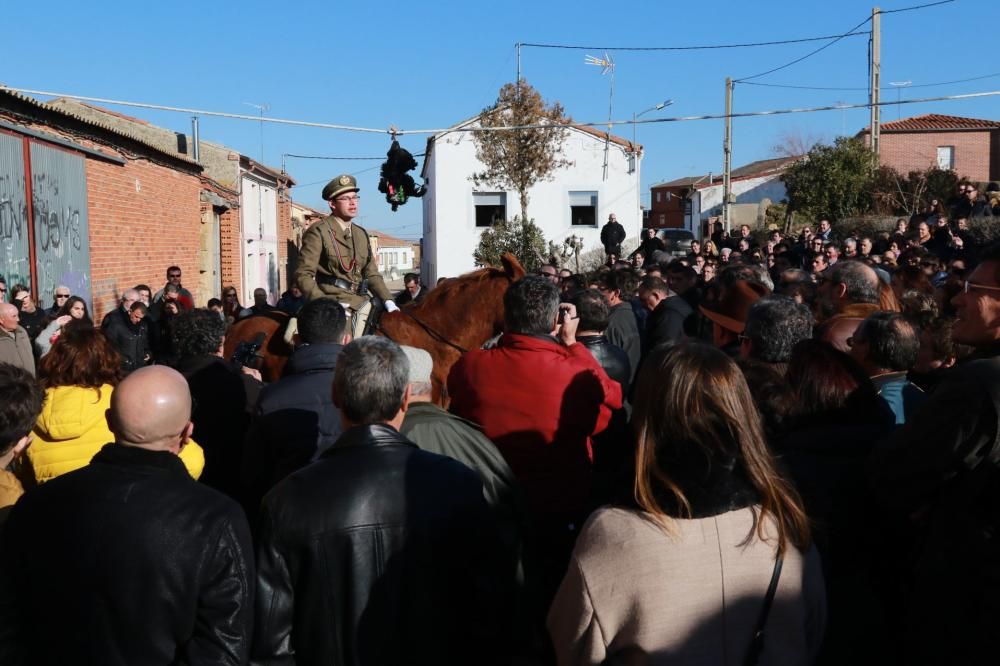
384, 300, 400, 313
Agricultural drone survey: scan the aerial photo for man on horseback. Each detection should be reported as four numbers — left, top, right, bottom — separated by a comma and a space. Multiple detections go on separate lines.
295, 174, 398, 338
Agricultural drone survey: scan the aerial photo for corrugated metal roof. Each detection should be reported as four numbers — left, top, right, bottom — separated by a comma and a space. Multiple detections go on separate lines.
0, 89, 201, 167
877, 113, 1000, 132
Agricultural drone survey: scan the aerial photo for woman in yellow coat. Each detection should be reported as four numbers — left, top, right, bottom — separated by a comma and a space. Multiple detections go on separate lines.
27, 324, 204, 483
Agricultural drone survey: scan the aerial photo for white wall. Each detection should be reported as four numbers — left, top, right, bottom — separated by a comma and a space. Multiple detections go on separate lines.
378, 246, 413, 274
422, 125, 642, 283
691, 174, 788, 227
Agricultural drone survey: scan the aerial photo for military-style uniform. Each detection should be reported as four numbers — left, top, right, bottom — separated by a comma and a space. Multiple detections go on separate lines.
295, 215, 391, 309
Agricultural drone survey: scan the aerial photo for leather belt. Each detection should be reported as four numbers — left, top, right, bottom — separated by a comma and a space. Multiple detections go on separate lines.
317, 275, 358, 291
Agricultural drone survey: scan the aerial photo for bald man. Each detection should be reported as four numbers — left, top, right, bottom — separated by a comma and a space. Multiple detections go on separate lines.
0, 366, 254, 665
0, 302, 34, 376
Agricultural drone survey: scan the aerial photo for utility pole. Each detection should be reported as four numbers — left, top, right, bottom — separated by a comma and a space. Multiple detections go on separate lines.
869, 7, 881, 160
516, 42, 521, 83
722, 77, 734, 235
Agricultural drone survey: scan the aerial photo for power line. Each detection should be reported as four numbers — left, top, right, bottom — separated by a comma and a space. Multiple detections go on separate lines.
738, 71, 1000, 92
284, 153, 424, 160
733, 0, 956, 84
3, 84, 997, 136
518, 31, 870, 52
881, 0, 955, 14
735, 15, 872, 83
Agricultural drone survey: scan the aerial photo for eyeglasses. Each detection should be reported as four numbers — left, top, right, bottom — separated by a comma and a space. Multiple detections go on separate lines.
335, 195, 361, 202
963, 281, 1000, 295
55, 293, 70, 299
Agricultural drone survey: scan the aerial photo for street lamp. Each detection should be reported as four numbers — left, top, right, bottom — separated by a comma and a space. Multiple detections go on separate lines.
633, 99, 673, 231
889, 81, 911, 120
633, 99, 674, 153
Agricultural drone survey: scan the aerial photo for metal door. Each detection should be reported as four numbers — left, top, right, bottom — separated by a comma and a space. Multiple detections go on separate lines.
29, 143, 90, 311
0, 134, 31, 289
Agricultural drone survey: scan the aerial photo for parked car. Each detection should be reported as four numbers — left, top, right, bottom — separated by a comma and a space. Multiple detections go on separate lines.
656, 229, 695, 257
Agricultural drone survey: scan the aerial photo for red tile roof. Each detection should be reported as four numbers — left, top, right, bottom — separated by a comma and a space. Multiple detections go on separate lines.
369, 230, 413, 247
878, 114, 1000, 132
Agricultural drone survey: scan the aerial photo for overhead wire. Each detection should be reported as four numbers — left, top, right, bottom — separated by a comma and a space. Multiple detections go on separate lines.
734, 15, 872, 83
733, 0, 956, 84
737, 72, 1000, 92
3, 85, 997, 136
517, 32, 870, 52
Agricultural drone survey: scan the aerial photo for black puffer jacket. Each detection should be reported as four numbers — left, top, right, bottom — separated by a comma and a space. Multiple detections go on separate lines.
102, 307, 151, 373
0, 443, 254, 665
177, 354, 262, 497
253, 424, 509, 665
241, 342, 343, 514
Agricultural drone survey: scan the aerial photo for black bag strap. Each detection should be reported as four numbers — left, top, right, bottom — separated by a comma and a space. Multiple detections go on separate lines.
744, 555, 783, 666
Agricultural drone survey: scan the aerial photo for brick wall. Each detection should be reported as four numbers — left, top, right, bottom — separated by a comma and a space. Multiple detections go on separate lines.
277, 186, 292, 294
86, 155, 202, 322
220, 206, 242, 300
0, 112, 203, 323
873, 130, 994, 181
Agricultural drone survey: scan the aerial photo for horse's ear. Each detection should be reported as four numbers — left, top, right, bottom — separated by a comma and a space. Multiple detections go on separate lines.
500, 253, 527, 280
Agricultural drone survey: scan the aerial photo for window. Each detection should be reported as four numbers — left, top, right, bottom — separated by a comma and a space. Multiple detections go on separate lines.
937, 146, 955, 170
474, 192, 506, 227
659, 214, 665, 225
570, 191, 598, 226
656, 192, 661, 203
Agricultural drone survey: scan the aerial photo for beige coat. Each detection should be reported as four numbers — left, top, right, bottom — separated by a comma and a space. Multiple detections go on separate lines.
548, 507, 826, 666
0, 326, 35, 376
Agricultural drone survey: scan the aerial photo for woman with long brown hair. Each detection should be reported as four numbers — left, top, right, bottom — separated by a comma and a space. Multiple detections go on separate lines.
548, 342, 824, 665
26, 327, 204, 484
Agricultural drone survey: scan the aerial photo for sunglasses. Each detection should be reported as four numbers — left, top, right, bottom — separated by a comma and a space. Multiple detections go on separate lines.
55, 294, 70, 298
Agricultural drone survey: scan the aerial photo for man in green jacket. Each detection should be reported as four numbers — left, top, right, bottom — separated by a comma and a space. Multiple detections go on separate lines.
294, 174, 397, 337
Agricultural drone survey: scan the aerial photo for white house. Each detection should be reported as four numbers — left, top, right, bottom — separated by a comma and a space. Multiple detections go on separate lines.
370, 229, 415, 280
650, 156, 800, 234
420, 115, 643, 283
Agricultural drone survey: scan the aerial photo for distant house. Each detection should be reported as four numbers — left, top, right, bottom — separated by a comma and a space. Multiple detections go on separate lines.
369, 230, 415, 278
650, 155, 800, 234
420, 114, 642, 283
859, 113, 1000, 182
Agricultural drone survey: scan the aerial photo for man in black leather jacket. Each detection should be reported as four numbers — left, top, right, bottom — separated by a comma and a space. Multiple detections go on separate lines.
253, 336, 507, 665
0, 366, 254, 665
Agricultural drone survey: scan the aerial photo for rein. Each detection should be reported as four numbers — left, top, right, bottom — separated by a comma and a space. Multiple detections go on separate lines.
380, 308, 469, 355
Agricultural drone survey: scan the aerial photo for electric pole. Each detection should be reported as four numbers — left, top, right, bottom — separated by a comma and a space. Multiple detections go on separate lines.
869, 7, 881, 160
722, 77, 734, 235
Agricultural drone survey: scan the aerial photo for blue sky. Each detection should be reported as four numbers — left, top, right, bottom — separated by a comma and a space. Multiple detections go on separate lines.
5, 0, 998, 239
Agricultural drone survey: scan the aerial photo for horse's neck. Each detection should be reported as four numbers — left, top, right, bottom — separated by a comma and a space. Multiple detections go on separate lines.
415, 290, 501, 348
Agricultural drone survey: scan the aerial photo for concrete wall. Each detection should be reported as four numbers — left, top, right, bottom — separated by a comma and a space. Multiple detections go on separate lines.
421, 125, 641, 283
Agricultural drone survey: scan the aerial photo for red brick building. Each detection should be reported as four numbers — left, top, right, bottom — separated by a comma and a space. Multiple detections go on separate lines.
860, 114, 1000, 182
0, 90, 205, 322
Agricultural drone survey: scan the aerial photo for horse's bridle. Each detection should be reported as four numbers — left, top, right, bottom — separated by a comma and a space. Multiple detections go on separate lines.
377, 308, 468, 355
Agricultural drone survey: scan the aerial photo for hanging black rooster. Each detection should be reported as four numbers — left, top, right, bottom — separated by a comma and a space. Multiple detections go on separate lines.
378, 140, 426, 212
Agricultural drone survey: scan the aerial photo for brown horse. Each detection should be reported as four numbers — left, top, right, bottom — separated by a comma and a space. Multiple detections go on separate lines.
222, 253, 526, 399
378, 253, 526, 402
222, 310, 293, 382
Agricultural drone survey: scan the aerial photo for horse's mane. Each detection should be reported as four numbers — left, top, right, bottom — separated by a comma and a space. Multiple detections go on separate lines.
234, 310, 289, 327
409, 265, 509, 313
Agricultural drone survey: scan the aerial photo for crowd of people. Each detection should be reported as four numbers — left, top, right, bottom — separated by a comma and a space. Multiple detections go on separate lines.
0, 194, 998, 664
